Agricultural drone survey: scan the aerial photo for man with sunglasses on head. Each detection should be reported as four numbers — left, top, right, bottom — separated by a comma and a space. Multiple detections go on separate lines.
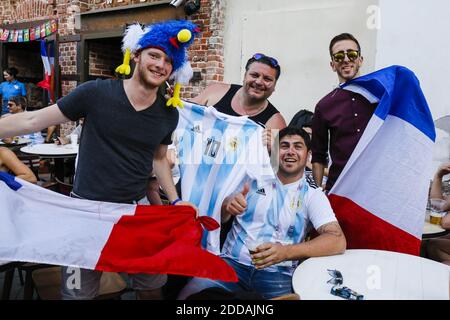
311, 33, 378, 192
190, 53, 287, 144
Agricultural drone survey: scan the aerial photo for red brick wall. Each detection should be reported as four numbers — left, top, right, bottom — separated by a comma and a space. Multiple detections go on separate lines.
1, 0, 226, 101
0, 0, 54, 25
183, 0, 225, 99
88, 41, 123, 78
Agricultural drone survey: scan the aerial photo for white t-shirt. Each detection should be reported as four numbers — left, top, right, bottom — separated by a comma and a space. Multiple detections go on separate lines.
222, 174, 336, 275
175, 102, 275, 254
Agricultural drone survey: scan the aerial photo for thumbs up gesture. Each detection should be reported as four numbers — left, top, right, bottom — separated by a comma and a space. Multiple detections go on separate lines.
223, 183, 250, 217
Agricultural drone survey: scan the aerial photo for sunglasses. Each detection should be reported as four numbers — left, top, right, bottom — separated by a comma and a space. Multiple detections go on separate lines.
327, 269, 364, 300
327, 269, 343, 285
252, 53, 279, 68
331, 50, 359, 63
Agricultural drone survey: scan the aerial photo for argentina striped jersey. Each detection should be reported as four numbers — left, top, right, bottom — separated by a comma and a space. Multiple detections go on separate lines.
174, 101, 275, 254
221, 175, 336, 275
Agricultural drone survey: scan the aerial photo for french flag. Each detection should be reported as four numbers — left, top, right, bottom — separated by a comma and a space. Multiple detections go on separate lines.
329, 66, 435, 256
0, 172, 237, 282
37, 40, 55, 103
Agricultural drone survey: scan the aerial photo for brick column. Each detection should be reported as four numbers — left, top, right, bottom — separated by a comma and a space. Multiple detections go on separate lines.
184, 0, 225, 100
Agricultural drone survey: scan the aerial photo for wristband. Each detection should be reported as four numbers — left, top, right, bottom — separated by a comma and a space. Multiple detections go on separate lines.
171, 198, 182, 205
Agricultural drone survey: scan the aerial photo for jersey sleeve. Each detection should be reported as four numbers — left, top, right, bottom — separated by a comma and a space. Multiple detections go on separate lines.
57, 80, 98, 121
305, 188, 337, 230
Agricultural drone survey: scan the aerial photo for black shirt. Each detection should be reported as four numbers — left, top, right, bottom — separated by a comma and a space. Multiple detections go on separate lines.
57, 79, 178, 203
213, 84, 280, 127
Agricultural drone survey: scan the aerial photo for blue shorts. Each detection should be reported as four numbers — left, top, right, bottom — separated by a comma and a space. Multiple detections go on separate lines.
178, 257, 293, 300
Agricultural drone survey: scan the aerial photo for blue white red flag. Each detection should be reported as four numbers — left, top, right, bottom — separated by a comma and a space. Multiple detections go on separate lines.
37, 40, 55, 102
0, 172, 237, 282
329, 66, 435, 255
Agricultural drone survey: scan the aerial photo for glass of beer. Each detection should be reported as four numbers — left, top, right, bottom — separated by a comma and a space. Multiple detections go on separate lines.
246, 239, 263, 264
429, 198, 446, 225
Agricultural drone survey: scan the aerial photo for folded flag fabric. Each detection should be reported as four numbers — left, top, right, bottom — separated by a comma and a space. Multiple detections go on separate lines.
37, 40, 55, 102
0, 172, 237, 282
329, 65, 435, 256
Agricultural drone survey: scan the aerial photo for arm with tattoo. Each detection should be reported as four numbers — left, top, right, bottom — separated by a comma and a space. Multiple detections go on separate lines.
251, 221, 346, 270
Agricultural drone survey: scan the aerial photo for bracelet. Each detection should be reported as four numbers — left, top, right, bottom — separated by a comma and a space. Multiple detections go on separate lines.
171, 198, 182, 205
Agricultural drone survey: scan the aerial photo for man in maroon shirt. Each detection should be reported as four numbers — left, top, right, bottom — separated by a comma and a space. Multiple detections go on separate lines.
311, 33, 377, 191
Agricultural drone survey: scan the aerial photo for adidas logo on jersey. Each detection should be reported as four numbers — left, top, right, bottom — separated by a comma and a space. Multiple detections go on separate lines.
190, 125, 202, 133
256, 188, 266, 196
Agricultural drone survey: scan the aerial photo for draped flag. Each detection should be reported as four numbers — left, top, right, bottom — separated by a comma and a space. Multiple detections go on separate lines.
0, 172, 237, 282
329, 65, 435, 256
37, 40, 55, 103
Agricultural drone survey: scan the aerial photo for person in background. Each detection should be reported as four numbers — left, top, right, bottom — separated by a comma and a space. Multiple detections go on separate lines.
0, 67, 26, 116
423, 162, 450, 265
54, 119, 83, 145
1, 96, 44, 145
0, 146, 37, 184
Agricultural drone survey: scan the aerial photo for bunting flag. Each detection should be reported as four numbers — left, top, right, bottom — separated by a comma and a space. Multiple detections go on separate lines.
0, 172, 238, 282
328, 65, 435, 256
37, 40, 55, 102
0, 19, 57, 42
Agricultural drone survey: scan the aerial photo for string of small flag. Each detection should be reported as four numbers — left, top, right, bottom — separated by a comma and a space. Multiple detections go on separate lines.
0, 19, 57, 42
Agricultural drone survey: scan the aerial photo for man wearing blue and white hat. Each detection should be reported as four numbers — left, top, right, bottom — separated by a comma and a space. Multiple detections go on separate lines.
0, 19, 199, 300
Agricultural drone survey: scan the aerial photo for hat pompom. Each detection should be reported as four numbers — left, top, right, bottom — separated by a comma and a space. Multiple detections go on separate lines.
122, 23, 145, 53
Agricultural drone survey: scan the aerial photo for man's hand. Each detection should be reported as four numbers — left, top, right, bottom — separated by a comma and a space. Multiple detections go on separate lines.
223, 183, 250, 217
175, 201, 199, 218
262, 128, 274, 153
436, 162, 450, 178
250, 242, 289, 269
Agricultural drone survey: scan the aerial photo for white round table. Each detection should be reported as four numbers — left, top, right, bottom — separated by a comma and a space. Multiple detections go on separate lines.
292, 249, 449, 300
20, 144, 78, 181
20, 144, 78, 157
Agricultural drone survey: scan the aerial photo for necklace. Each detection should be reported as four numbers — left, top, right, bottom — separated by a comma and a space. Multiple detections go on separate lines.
241, 103, 266, 117
240, 92, 267, 117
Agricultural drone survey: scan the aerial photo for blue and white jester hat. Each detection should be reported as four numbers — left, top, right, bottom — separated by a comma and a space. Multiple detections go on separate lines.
116, 19, 200, 108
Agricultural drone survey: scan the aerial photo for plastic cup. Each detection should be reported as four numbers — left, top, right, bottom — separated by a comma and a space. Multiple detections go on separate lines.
70, 134, 78, 147
246, 239, 264, 265
429, 198, 446, 225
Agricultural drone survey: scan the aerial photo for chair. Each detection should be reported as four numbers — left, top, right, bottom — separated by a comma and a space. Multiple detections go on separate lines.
54, 176, 73, 196
31, 266, 128, 300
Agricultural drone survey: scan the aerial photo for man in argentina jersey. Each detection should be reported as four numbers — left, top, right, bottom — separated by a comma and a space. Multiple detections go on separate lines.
174, 101, 275, 254
178, 127, 346, 299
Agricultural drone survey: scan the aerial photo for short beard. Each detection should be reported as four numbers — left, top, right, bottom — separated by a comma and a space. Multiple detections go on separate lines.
137, 63, 159, 89
338, 64, 360, 81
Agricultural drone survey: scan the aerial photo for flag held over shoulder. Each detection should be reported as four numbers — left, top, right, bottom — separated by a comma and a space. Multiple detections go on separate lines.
329, 65, 435, 256
0, 172, 237, 282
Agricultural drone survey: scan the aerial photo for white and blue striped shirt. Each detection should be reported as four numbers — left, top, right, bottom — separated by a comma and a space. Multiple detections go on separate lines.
175, 102, 275, 254
222, 174, 336, 275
